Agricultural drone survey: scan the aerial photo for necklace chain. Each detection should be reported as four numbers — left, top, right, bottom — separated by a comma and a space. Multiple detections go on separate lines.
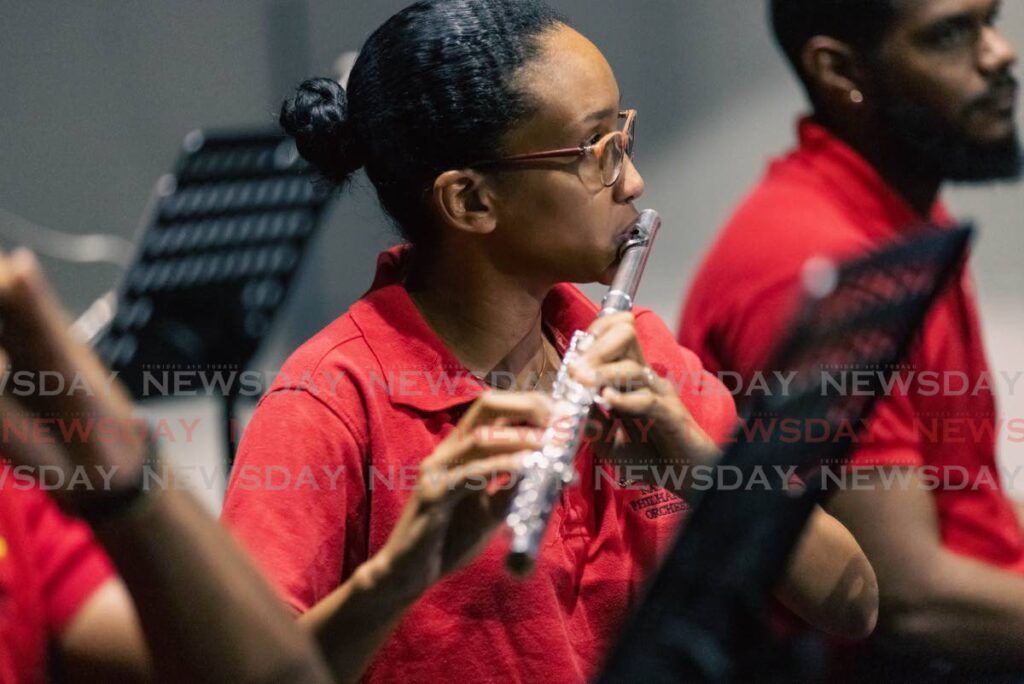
472, 339, 554, 392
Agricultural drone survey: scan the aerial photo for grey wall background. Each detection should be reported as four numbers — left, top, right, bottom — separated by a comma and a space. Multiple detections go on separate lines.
2, 1, 1022, 510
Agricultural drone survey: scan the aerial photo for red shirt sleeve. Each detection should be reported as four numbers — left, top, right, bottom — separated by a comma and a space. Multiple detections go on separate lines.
221, 389, 368, 613
679, 196, 924, 469
22, 485, 116, 633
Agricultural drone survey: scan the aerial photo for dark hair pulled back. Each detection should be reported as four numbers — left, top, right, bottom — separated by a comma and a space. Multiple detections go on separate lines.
280, 0, 564, 243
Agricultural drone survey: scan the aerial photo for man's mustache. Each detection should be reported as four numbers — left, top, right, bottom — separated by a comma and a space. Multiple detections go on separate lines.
965, 73, 1019, 114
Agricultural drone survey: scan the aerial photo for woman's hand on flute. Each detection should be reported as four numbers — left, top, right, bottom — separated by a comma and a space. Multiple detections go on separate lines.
570, 312, 720, 492
372, 390, 550, 601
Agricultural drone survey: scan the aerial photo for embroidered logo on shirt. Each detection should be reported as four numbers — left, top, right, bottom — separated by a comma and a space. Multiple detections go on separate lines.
628, 491, 689, 519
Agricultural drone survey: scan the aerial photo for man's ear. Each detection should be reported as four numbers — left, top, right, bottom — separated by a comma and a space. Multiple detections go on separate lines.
430, 169, 498, 235
801, 36, 871, 108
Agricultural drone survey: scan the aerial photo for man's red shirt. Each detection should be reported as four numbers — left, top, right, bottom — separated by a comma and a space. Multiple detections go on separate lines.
679, 117, 1024, 571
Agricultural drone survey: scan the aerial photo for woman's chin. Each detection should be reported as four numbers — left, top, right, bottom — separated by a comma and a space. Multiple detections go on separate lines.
567, 249, 621, 286
596, 263, 618, 287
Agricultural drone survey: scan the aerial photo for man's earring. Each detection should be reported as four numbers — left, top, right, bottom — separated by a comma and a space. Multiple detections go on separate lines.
849, 89, 865, 104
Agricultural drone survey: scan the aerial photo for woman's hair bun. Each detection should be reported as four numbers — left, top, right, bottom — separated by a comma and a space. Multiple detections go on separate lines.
279, 77, 365, 185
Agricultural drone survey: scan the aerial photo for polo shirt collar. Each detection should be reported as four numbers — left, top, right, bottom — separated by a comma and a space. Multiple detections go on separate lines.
791, 117, 952, 237
349, 245, 599, 412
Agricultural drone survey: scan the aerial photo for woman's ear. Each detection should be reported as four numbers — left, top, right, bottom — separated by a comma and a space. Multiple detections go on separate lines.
430, 170, 498, 235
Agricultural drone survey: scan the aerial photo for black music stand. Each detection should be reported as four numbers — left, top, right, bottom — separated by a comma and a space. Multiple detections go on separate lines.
91, 128, 335, 469
601, 225, 973, 683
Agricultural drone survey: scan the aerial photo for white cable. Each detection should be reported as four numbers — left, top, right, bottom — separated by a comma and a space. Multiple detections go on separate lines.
0, 207, 134, 268
71, 289, 119, 345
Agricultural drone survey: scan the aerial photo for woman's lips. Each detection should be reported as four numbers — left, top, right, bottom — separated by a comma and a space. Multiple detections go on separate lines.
615, 214, 642, 243
608, 215, 642, 267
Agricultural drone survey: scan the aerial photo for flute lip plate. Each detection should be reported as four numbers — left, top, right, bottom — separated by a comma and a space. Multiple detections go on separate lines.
614, 209, 659, 258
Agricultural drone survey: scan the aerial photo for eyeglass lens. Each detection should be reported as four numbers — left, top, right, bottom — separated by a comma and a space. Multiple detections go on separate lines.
600, 114, 636, 186
600, 138, 624, 186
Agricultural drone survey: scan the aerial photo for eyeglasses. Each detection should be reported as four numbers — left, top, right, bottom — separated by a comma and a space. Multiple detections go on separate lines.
474, 109, 636, 187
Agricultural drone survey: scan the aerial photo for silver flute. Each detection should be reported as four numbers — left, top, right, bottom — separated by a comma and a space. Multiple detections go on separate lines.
505, 209, 661, 575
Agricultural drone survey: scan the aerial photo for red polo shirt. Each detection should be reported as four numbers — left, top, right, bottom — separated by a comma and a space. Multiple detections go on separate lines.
0, 472, 116, 683
679, 117, 1024, 572
223, 245, 737, 683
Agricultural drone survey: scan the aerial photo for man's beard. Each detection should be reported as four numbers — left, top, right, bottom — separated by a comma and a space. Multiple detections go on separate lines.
877, 78, 1022, 183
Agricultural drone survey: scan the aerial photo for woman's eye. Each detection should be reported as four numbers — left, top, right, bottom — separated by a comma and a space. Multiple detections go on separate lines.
584, 132, 603, 147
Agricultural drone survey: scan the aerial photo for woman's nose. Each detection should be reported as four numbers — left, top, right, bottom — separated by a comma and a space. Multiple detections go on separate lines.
614, 155, 645, 204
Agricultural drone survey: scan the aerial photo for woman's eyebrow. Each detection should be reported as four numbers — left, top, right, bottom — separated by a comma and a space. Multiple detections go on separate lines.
580, 107, 617, 124
568, 107, 617, 138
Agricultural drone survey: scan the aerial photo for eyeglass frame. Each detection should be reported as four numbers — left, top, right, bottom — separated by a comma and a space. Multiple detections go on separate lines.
472, 109, 637, 187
